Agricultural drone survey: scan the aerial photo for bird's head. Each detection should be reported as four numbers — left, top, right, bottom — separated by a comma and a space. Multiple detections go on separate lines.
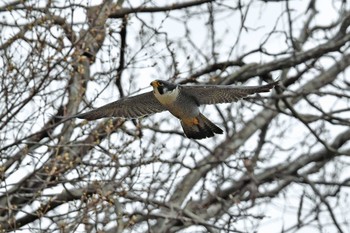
150, 80, 177, 95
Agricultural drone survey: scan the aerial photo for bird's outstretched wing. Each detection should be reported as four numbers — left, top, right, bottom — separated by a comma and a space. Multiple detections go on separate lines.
75, 91, 166, 120
181, 81, 278, 105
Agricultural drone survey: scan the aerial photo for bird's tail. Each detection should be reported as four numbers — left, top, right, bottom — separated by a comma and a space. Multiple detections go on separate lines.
180, 113, 223, 139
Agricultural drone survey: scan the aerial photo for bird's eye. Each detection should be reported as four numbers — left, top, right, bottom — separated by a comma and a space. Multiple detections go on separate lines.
150, 81, 162, 87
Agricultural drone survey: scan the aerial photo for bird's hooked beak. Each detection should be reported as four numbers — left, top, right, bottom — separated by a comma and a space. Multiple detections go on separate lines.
150, 80, 160, 88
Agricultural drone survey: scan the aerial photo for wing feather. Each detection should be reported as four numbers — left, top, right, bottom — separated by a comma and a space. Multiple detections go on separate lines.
181, 81, 278, 105
75, 91, 166, 120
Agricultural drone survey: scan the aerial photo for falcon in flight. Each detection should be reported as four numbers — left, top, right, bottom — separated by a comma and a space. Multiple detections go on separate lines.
76, 80, 278, 139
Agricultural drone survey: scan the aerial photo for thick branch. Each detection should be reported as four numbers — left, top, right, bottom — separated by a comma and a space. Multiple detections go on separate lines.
109, 0, 213, 18
223, 32, 350, 84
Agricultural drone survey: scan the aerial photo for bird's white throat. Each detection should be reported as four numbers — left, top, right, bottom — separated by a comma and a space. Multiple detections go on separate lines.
154, 86, 179, 106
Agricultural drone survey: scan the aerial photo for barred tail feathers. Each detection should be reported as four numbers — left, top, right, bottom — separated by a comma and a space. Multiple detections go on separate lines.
180, 113, 223, 139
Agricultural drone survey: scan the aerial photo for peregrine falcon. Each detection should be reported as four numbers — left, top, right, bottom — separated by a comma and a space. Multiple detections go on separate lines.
76, 80, 278, 139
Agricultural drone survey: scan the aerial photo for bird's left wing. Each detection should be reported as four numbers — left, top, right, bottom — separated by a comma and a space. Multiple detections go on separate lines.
181, 81, 278, 105
75, 91, 166, 120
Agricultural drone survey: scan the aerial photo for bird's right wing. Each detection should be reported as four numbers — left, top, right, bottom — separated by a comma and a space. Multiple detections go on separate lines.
75, 91, 166, 120
181, 81, 278, 105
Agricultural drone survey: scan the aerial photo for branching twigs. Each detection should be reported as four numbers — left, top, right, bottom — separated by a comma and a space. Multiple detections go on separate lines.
150, 51, 350, 231
302, 176, 344, 233
1, 1, 350, 232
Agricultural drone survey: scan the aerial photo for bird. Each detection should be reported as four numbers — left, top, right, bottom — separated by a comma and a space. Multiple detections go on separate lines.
75, 80, 278, 139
